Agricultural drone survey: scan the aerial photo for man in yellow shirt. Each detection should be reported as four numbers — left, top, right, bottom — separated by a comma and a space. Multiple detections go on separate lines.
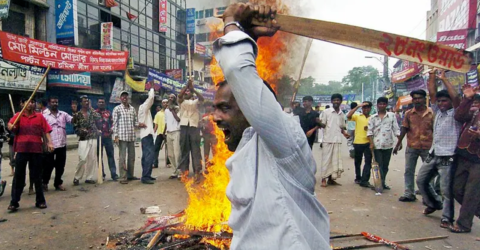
153, 99, 168, 168
347, 101, 372, 187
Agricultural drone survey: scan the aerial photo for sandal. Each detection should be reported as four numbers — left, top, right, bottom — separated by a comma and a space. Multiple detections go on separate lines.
35, 203, 47, 209
7, 205, 18, 213
440, 219, 451, 229
55, 185, 66, 191
321, 179, 327, 187
423, 207, 437, 215
449, 224, 471, 233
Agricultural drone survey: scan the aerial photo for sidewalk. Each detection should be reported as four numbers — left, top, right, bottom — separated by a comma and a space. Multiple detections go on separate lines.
1, 134, 79, 158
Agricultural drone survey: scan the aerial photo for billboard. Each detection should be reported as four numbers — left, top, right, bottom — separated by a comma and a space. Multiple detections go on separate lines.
0, 58, 47, 91
186, 8, 195, 34
48, 70, 91, 89
392, 61, 423, 83
437, 29, 468, 49
100, 22, 113, 51
159, 0, 168, 32
55, 0, 78, 46
438, 0, 476, 32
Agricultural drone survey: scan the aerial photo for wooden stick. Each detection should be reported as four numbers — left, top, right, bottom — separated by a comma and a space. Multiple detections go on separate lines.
332, 235, 448, 250
98, 137, 103, 184
12, 66, 50, 126
330, 233, 363, 239
187, 34, 193, 80
146, 230, 164, 249
291, 38, 313, 103
8, 94, 15, 114
217, 14, 471, 73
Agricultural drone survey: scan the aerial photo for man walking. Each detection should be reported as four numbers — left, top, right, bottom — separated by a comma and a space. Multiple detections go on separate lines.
96, 98, 118, 181
72, 96, 101, 185
8, 98, 53, 211
138, 88, 155, 184
368, 97, 401, 190
394, 89, 434, 202
347, 101, 372, 186
320, 94, 350, 187
297, 96, 320, 149
153, 100, 168, 168
346, 102, 357, 158
417, 70, 461, 228
178, 80, 204, 180
42, 96, 73, 191
165, 94, 181, 179
113, 91, 144, 184
212, 3, 330, 248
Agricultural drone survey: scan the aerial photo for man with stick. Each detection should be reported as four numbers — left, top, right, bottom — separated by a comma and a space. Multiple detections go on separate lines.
138, 88, 156, 184
7, 98, 53, 212
212, 3, 330, 248
177, 79, 204, 180
96, 98, 118, 181
42, 96, 73, 191
72, 95, 101, 185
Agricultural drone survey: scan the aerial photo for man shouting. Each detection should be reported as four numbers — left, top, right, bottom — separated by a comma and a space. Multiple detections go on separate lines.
212, 3, 330, 249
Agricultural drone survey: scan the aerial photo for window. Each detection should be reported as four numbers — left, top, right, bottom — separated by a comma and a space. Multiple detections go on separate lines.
215, 6, 227, 16
87, 5, 99, 19
196, 10, 204, 19
205, 9, 213, 18
1, 11, 25, 36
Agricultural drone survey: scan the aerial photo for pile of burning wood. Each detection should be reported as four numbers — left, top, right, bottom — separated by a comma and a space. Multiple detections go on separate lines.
106, 211, 232, 250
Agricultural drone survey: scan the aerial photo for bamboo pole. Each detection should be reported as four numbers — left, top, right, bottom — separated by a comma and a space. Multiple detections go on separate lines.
12, 66, 50, 126
98, 137, 103, 184
187, 34, 193, 80
332, 235, 448, 250
291, 39, 313, 103
8, 94, 15, 114
330, 233, 363, 239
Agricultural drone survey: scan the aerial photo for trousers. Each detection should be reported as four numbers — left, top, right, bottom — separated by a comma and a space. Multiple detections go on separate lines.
11, 153, 45, 206
74, 139, 97, 181
178, 126, 202, 174
403, 147, 429, 197
141, 135, 154, 181
453, 156, 480, 230
373, 148, 393, 187
118, 141, 135, 180
354, 143, 372, 184
167, 131, 181, 176
43, 146, 67, 187
97, 136, 117, 179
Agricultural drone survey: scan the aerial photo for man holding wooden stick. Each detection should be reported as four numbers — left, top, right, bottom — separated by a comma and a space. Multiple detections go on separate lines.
7, 98, 53, 212
212, 2, 330, 249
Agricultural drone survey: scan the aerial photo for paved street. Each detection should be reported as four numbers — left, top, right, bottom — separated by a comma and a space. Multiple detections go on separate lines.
0, 140, 479, 249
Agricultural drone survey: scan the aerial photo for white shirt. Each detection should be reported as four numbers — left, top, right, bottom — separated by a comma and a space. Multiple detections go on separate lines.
214, 31, 330, 250
320, 108, 346, 143
367, 112, 400, 149
164, 106, 180, 132
138, 88, 155, 139
179, 99, 200, 127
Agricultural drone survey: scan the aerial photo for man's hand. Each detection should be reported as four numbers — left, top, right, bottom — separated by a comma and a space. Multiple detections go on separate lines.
7, 123, 16, 131
342, 131, 350, 139
114, 136, 119, 145
370, 143, 375, 151
393, 143, 402, 155
138, 123, 147, 128
47, 142, 54, 153
467, 128, 480, 139
187, 79, 194, 90
306, 127, 316, 138
462, 84, 477, 99
223, 2, 280, 40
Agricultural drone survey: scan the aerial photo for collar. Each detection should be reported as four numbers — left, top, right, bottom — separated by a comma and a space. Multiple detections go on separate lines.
22, 112, 37, 118
328, 108, 343, 114
440, 108, 454, 116
411, 107, 433, 117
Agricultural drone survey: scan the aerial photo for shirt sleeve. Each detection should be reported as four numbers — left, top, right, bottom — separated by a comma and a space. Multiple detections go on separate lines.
392, 113, 401, 136
138, 105, 146, 124
65, 112, 73, 124
213, 31, 296, 159
351, 113, 358, 122
366, 116, 374, 137
153, 113, 159, 125
112, 107, 119, 138
133, 108, 139, 127
402, 111, 410, 128
42, 115, 52, 133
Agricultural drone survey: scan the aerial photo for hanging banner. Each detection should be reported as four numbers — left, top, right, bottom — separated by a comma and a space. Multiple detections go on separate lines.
467, 68, 479, 87
0, 58, 47, 91
165, 69, 183, 81
0, 0, 10, 20
0, 31, 129, 72
159, 0, 168, 32
100, 22, 113, 51
125, 70, 146, 92
55, 0, 78, 46
110, 77, 132, 103
48, 70, 91, 89
186, 8, 195, 34
405, 77, 426, 92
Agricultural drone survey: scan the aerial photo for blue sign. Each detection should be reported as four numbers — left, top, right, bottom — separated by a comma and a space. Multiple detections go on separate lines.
147, 69, 215, 100
48, 70, 91, 89
186, 8, 196, 34
55, 0, 77, 46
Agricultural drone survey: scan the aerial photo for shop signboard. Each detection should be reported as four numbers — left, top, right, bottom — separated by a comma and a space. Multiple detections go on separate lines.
195, 43, 206, 55
392, 61, 423, 83
0, 58, 47, 91
0, 0, 10, 20
467, 68, 478, 87
159, 0, 168, 32
55, 0, 78, 46
165, 69, 183, 80
405, 77, 426, 92
0, 31, 129, 72
48, 69, 91, 89
186, 8, 195, 34
437, 29, 468, 49
100, 22, 113, 51
438, 0, 476, 32
110, 77, 132, 104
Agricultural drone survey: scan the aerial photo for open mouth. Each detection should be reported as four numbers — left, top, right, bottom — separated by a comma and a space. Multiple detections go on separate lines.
219, 127, 231, 142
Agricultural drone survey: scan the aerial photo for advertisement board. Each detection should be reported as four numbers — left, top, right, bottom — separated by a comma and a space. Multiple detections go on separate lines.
437, 29, 468, 49
0, 58, 47, 91
48, 70, 91, 89
100, 22, 113, 51
186, 8, 195, 34
438, 0, 476, 32
55, 0, 78, 46
392, 61, 423, 83
159, 0, 168, 32
0, 0, 10, 20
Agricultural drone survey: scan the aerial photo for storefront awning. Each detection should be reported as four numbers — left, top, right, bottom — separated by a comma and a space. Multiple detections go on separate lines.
25, 0, 50, 8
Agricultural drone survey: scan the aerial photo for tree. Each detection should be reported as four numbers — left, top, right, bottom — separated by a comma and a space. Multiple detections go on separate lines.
341, 66, 379, 99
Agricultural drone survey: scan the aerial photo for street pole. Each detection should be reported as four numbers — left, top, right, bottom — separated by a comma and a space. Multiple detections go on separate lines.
362, 82, 364, 102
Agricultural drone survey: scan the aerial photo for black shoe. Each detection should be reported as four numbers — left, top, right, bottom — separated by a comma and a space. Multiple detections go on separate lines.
152, 165, 159, 169
0, 180, 6, 197
141, 180, 155, 184
149, 177, 157, 180
112, 177, 118, 182
127, 177, 140, 181
399, 195, 417, 202
354, 179, 361, 184
169, 175, 178, 179
383, 185, 391, 190
73, 179, 79, 186
415, 190, 421, 195
85, 180, 96, 184
42, 184, 48, 192
360, 183, 373, 188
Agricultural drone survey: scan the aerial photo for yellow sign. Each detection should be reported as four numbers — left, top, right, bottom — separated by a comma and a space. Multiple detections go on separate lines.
125, 70, 145, 92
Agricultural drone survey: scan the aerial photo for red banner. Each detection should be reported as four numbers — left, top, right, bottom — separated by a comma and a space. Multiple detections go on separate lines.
159, 0, 167, 32
0, 31, 128, 72
195, 43, 206, 55
392, 61, 423, 83
437, 29, 468, 49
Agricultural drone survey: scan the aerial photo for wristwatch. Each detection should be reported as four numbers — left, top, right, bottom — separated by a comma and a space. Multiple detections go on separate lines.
224, 21, 244, 32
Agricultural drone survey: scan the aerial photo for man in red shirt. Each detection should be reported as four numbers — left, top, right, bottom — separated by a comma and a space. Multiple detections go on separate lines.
7, 98, 53, 212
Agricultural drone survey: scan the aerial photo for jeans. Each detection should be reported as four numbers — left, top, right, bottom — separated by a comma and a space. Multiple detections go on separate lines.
167, 131, 181, 176
179, 126, 202, 174
373, 149, 393, 187
141, 135, 154, 181
453, 156, 480, 230
353, 143, 372, 183
404, 147, 429, 197
43, 146, 67, 187
11, 153, 45, 206
118, 141, 135, 180
154, 134, 165, 168
416, 155, 455, 222
97, 137, 117, 179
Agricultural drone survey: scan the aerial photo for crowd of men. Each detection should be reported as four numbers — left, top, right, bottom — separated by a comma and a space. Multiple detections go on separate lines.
293, 69, 480, 233
0, 79, 216, 212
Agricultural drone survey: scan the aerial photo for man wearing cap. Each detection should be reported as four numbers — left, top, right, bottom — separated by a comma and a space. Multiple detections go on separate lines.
72, 95, 102, 185
113, 91, 145, 184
